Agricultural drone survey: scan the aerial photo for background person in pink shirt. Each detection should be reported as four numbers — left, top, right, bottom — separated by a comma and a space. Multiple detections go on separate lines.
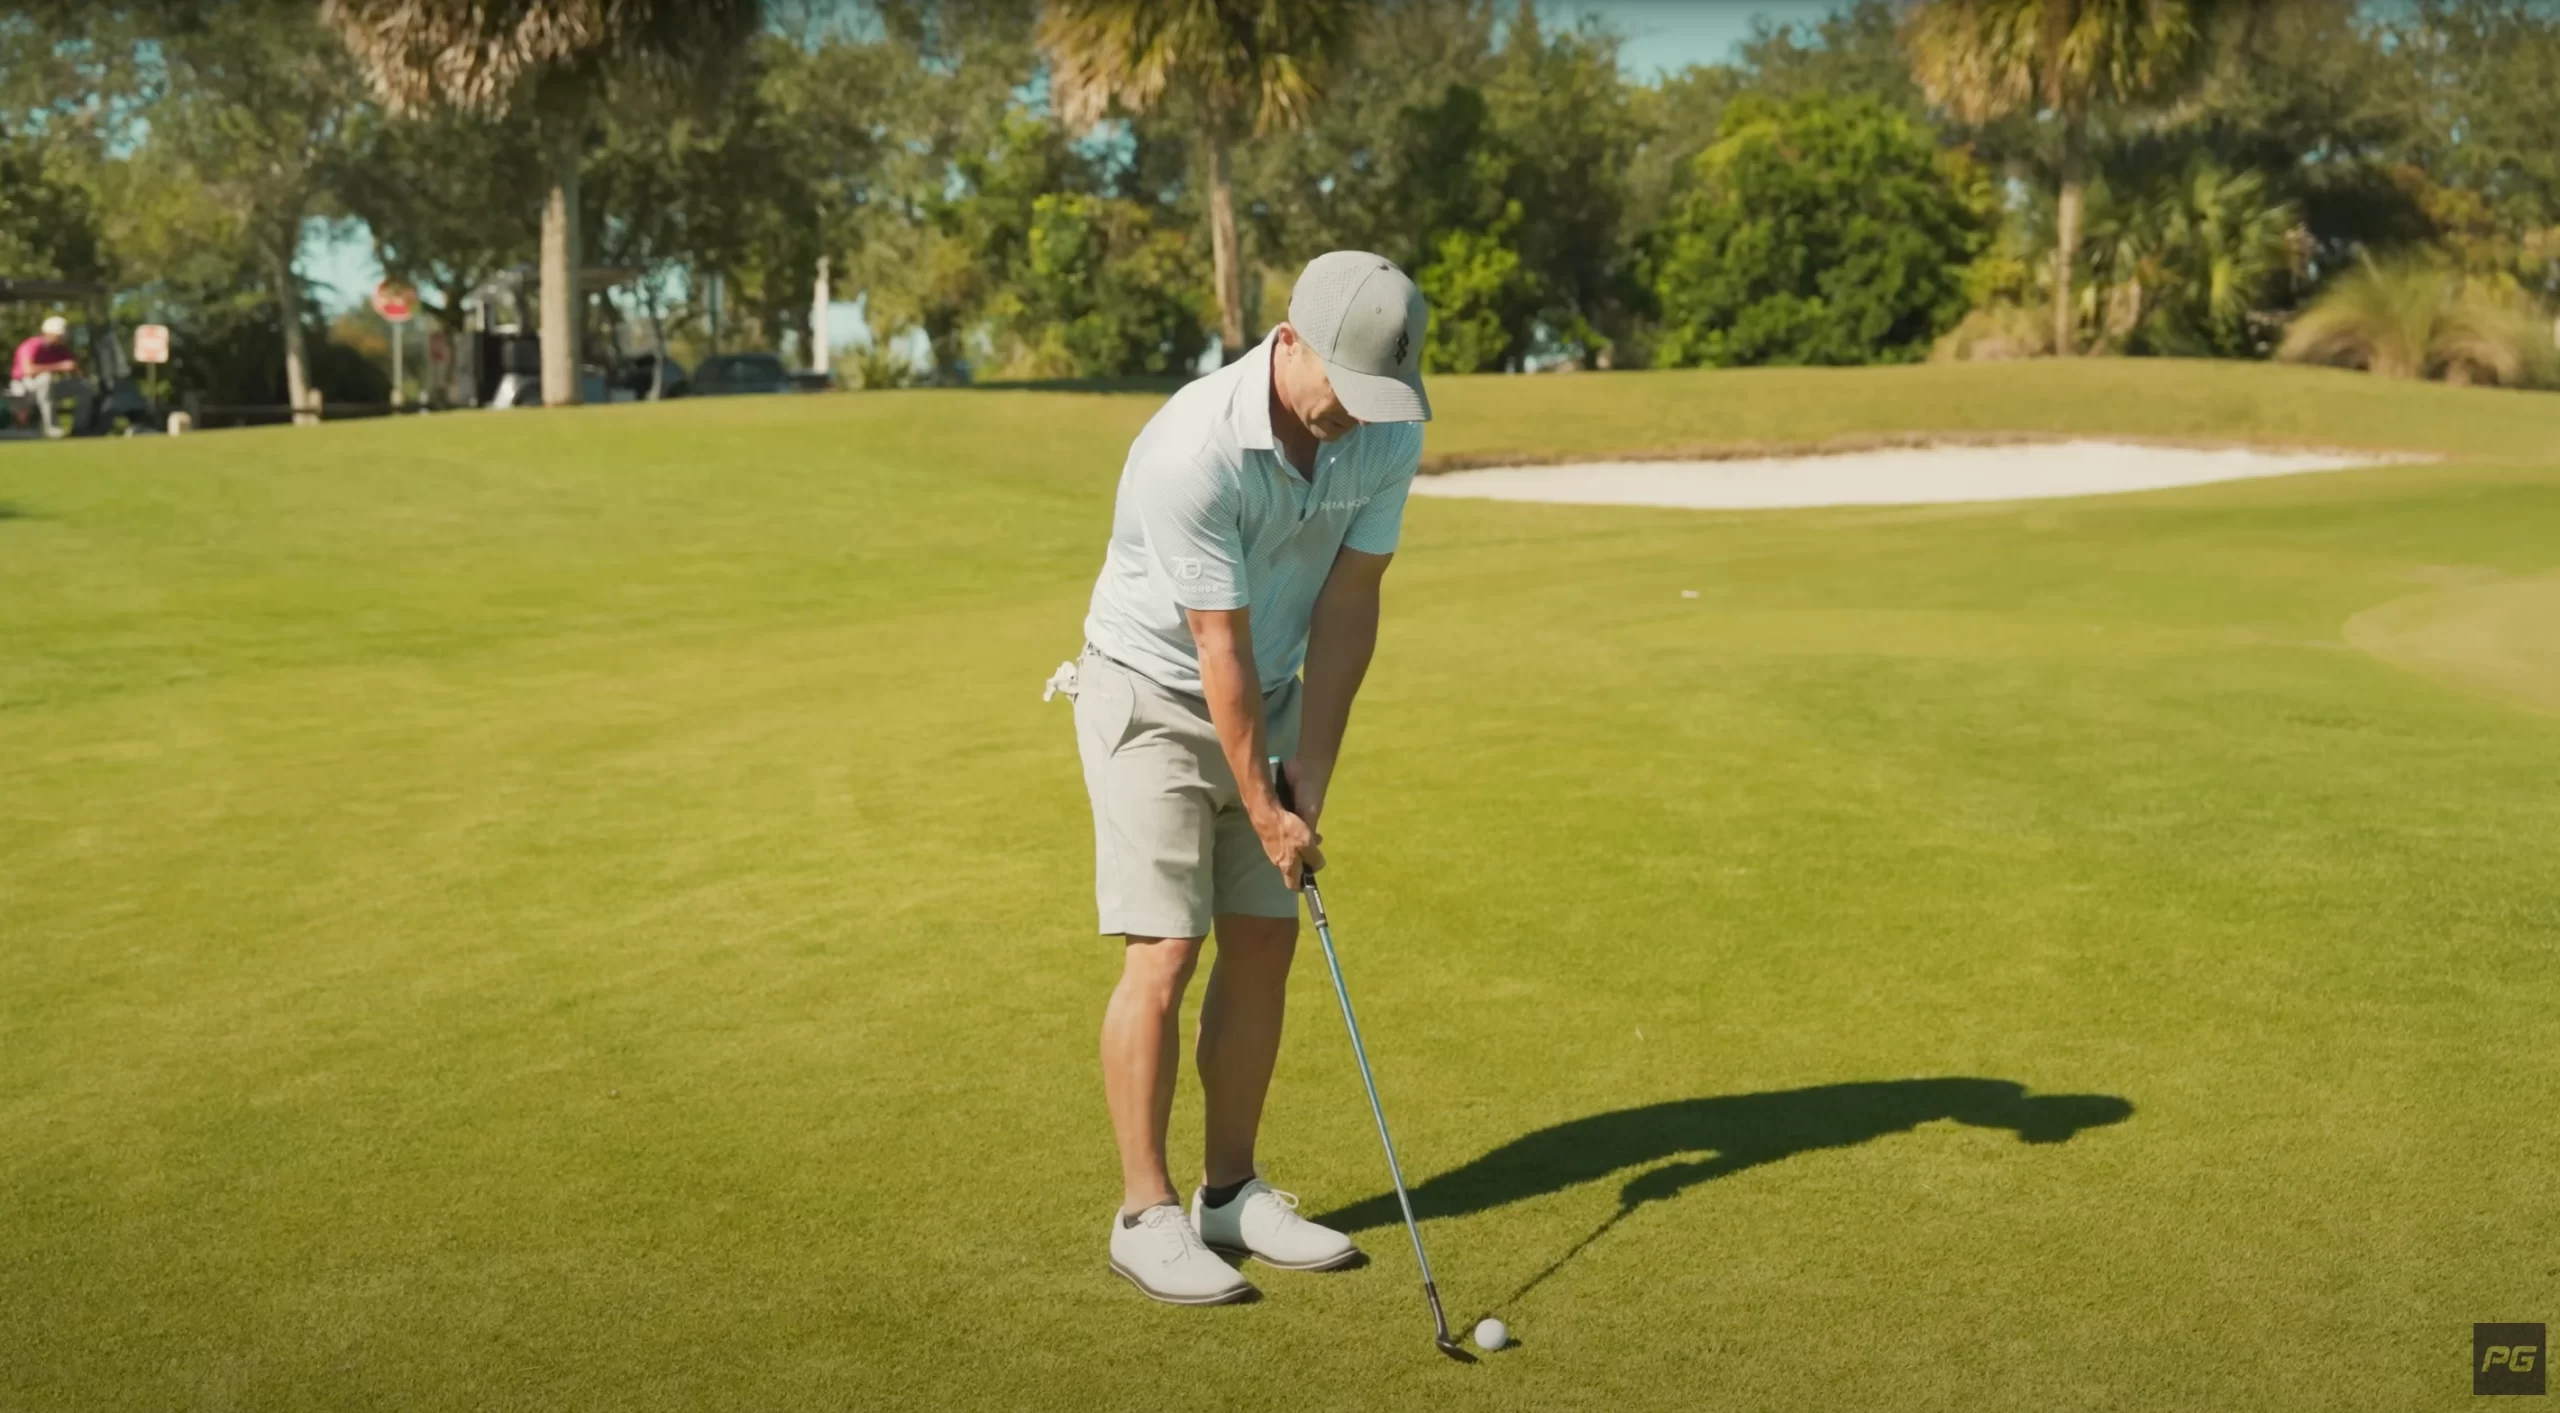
11, 315, 79, 436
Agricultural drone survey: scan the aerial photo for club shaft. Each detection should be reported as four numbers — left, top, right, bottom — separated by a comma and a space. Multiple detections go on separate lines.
1303, 878, 1442, 1304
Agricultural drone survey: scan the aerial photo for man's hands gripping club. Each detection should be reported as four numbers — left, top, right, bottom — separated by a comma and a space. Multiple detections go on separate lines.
1186, 546, 1387, 891
1186, 605, 1324, 888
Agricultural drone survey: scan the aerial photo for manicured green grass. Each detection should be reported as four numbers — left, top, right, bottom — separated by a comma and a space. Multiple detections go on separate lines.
5, 362, 2557, 1411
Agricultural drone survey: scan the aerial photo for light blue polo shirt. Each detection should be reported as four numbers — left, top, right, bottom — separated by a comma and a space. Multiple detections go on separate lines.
1083, 331, 1423, 695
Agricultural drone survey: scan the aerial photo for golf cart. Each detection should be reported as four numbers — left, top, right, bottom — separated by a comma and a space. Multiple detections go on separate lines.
460, 264, 669, 408
1, 277, 162, 439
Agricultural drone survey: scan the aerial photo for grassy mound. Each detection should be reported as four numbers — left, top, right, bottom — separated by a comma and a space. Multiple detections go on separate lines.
5, 361, 2556, 1411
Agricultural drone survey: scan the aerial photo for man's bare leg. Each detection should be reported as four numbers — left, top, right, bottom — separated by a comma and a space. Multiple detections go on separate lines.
1101, 933, 1204, 1214
1197, 913, 1298, 1189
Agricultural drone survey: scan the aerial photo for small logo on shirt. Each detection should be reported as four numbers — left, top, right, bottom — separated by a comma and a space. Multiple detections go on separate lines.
1317, 497, 1371, 513
1171, 556, 1205, 582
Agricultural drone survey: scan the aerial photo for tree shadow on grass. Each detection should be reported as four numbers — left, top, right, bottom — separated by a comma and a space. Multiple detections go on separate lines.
1310, 1077, 2133, 1315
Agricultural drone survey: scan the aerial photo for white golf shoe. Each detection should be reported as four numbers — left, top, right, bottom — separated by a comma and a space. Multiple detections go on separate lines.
1108, 1204, 1257, 1305
1191, 1179, 1362, 1272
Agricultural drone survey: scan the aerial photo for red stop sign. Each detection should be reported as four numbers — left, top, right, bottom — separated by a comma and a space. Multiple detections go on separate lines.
371, 281, 417, 323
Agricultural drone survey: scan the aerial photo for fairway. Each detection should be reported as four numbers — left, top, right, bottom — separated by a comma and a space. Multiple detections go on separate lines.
6, 361, 2559, 1411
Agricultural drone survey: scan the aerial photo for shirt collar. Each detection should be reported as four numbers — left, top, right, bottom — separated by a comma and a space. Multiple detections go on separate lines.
1230, 329, 1280, 453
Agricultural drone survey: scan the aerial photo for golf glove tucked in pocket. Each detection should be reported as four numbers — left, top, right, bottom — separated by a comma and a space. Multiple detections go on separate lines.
1043, 658, 1080, 702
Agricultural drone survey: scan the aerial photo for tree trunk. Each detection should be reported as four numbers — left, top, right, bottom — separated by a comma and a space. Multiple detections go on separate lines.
1207, 127, 1246, 363
644, 286, 668, 400
2053, 115, 2086, 358
810, 255, 831, 375
540, 122, 583, 407
267, 232, 313, 426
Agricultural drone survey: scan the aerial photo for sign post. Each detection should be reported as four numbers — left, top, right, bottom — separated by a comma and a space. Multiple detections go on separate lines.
371, 282, 417, 407
425, 328, 450, 406
133, 323, 170, 405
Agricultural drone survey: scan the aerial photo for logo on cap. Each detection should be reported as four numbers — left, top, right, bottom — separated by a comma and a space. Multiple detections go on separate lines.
1393, 329, 1410, 367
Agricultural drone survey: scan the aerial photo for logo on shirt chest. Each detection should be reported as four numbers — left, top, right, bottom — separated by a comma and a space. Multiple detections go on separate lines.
1315, 496, 1371, 514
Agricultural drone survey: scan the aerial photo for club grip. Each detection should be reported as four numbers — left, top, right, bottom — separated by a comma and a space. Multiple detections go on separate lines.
1271, 759, 1317, 883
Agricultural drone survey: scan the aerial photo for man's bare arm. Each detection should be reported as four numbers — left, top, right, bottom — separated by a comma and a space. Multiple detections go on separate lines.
1293, 548, 1391, 828
1186, 606, 1322, 885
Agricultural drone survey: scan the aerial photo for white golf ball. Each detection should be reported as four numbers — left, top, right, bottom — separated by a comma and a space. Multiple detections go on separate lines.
1474, 1317, 1509, 1352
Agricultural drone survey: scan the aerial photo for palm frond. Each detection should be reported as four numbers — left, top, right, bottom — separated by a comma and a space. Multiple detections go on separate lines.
1036, 0, 1353, 135
321, 0, 763, 116
1904, 0, 2212, 123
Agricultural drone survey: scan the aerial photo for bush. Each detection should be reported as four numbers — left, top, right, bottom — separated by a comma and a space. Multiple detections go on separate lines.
1417, 201, 1539, 374
1645, 93, 1991, 368
1931, 304, 2052, 362
989, 192, 1211, 380
2277, 258, 2559, 388
836, 343, 918, 391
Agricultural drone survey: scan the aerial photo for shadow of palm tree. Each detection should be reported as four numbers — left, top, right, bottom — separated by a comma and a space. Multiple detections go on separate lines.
1313, 1077, 2131, 1311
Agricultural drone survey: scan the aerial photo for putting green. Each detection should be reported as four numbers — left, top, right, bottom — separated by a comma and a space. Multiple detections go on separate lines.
2346, 573, 2560, 719
4, 361, 2558, 1411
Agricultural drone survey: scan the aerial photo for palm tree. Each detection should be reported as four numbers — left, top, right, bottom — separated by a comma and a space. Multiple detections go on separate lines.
1039, 0, 1357, 361
2073, 152, 2300, 355
1903, 0, 2219, 356
322, 0, 763, 407
2278, 258, 2557, 387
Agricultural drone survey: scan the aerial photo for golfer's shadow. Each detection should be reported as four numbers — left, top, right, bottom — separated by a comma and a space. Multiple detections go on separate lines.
1310, 1077, 2133, 1312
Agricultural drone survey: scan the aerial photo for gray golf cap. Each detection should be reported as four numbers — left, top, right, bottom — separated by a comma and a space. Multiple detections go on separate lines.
1288, 251, 1431, 423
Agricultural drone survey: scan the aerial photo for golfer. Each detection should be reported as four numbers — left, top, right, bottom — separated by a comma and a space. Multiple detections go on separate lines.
1058, 251, 1429, 1305
10, 315, 78, 438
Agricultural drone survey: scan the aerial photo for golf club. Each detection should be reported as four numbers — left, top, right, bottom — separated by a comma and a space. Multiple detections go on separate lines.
1275, 761, 1474, 1364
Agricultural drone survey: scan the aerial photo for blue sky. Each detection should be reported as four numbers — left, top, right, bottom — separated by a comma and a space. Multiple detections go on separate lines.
305, 2, 1850, 330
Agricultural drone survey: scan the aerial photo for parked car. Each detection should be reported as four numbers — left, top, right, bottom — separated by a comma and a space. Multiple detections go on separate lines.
690, 353, 792, 396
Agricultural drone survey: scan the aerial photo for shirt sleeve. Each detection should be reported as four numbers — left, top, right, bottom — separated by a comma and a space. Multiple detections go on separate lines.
1132, 449, 1248, 611
1342, 429, 1422, 555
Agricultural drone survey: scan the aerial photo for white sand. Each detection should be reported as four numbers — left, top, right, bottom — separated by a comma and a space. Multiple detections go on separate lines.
1410, 440, 2418, 510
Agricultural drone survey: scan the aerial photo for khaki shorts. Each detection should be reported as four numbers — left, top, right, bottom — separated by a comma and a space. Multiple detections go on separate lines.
1069, 646, 1301, 937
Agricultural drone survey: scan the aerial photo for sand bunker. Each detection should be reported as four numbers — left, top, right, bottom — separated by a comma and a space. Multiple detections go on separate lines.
1412, 439, 2420, 510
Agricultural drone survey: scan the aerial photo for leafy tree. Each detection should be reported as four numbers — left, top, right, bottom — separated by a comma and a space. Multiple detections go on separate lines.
1905, 0, 2222, 356
324, 0, 765, 406
146, 7, 363, 422
1480, 6, 1641, 366
839, 1, 1043, 382
1232, 0, 1501, 289
1242, 4, 1637, 368
1735, 1, 1927, 116
1039, 0, 1358, 360
991, 191, 1211, 376
2387, 0, 2560, 298
0, 133, 103, 282
2187, 0, 2415, 270
1647, 93, 1992, 368
335, 106, 542, 358
1415, 200, 1536, 372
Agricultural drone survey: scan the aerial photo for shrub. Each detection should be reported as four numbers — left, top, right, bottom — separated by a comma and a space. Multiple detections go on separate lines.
1931, 303, 2052, 362
988, 192, 1211, 379
2277, 258, 2559, 388
1417, 201, 1539, 374
1645, 92, 1992, 368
